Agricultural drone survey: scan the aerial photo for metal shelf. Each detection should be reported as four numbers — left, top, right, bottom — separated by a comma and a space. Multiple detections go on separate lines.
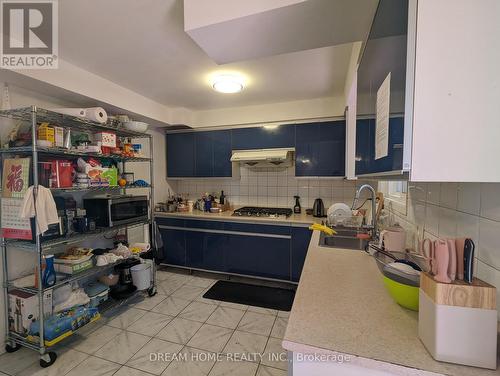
49, 185, 152, 193
0, 105, 157, 363
8, 259, 131, 294
5, 220, 150, 252
0, 146, 151, 162
0, 107, 151, 138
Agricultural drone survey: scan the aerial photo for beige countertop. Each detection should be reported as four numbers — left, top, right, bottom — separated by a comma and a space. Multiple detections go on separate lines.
154, 208, 323, 226
282, 230, 500, 376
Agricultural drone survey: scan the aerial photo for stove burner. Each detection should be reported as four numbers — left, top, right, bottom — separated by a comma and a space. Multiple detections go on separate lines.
232, 206, 293, 218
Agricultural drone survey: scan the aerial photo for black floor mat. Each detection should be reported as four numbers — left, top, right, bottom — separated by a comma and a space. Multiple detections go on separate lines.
203, 281, 295, 311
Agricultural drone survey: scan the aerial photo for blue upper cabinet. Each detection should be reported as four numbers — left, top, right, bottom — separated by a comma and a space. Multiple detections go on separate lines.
232, 124, 295, 150
355, 117, 404, 176
166, 133, 195, 177
167, 130, 232, 178
195, 131, 213, 177
212, 130, 232, 177
295, 121, 346, 177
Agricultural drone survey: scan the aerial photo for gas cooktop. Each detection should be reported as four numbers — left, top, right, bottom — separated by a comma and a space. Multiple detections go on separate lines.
232, 206, 293, 218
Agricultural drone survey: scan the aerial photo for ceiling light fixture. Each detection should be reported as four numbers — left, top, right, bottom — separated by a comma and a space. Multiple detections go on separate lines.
212, 74, 244, 93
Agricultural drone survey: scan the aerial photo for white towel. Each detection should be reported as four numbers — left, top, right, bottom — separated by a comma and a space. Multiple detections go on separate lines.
20, 185, 59, 235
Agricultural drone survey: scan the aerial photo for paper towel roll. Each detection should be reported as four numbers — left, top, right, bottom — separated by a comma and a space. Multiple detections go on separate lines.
51, 107, 108, 124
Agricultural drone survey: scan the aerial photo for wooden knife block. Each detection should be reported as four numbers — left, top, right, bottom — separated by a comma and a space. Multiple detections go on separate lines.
420, 272, 496, 310
418, 272, 498, 369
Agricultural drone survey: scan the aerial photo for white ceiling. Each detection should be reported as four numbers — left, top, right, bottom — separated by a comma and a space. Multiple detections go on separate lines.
59, 0, 376, 111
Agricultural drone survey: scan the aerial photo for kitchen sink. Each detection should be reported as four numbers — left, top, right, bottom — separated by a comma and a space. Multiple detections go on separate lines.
318, 227, 370, 251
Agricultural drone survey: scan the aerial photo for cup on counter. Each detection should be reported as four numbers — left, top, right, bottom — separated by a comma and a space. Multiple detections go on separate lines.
187, 200, 194, 212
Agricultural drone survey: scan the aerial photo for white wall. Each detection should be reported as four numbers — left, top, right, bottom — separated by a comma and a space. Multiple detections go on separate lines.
382, 181, 500, 320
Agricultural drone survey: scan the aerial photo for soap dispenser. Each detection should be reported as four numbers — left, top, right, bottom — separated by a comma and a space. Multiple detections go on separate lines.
293, 196, 301, 214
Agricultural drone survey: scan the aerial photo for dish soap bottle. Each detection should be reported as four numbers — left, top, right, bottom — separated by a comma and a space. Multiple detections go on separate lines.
42, 254, 56, 287
293, 195, 301, 214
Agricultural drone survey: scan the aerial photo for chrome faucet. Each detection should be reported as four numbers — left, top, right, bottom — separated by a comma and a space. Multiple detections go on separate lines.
352, 184, 377, 237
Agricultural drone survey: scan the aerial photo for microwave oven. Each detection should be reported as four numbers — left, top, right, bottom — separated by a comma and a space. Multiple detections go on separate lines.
83, 196, 149, 228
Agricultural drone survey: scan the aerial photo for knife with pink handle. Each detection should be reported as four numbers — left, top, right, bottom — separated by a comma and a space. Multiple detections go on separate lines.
455, 238, 466, 280
447, 239, 457, 281
434, 239, 451, 283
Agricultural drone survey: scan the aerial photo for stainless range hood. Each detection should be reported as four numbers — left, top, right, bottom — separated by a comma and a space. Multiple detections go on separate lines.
230, 148, 294, 168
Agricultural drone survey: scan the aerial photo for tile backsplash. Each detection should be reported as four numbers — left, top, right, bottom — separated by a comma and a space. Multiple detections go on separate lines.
382, 181, 500, 319
174, 166, 361, 209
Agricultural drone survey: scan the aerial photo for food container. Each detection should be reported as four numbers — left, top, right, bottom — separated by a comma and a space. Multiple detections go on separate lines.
54, 257, 93, 275
95, 131, 116, 148
38, 123, 55, 145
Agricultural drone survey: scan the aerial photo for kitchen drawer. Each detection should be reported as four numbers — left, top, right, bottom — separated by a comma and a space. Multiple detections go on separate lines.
223, 221, 291, 236
185, 219, 225, 231
155, 217, 185, 228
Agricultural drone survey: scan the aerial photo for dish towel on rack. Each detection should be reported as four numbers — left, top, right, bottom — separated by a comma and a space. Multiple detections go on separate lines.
20, 185, 59, 234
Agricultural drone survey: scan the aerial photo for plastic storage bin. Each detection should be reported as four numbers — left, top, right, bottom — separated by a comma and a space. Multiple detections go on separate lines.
84, 282, 109, 308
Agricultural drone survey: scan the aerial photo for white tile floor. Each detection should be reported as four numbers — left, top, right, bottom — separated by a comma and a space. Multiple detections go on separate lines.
0, 270, 290, 376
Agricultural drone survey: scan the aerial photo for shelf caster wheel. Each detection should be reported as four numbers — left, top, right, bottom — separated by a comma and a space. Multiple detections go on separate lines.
147, 286, 157, 297
40, 352, 57, 368
5, 343, 21, 353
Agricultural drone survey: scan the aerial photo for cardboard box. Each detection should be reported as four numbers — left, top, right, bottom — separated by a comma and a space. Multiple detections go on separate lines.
95, 132, 116, 148
54, 127, 64, 147
8, 289, 52, 336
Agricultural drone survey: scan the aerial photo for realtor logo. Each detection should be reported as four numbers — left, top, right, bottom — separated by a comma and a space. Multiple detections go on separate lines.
0, 0, 58, 69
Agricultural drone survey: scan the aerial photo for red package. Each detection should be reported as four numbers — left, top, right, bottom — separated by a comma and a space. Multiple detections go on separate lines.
49, 160, 73, 188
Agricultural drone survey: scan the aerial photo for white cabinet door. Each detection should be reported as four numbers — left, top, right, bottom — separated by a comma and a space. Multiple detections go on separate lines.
410, 0, 500, 182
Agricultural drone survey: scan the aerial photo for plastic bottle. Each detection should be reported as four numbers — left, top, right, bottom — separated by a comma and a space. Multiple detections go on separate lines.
42, 255, 56, 287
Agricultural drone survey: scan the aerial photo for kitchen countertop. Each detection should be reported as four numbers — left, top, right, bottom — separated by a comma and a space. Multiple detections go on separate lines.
282, 230, 500, 376
154, 208, 323, 226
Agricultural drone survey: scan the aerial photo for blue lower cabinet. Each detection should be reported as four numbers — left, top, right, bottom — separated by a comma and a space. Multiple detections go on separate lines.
185, 230, 226, 272
225, 234, 291, 280
159, 227, 186, 266
291, 227, 312, 282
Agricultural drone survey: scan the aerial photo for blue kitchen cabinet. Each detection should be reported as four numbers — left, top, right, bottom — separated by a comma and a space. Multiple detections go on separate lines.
155, 218, 312, 282
194, 131, 213, 177
212, 130, 232, 177
355, 119, 372, 175
224, 234, 291, 280
291, 227, 312, 282
166, 133, 196, 177
159, 226, 186, 266
231, 124, 295, 150
185, 230, 226, 272
295, 121, 346, 176
167, 130, 232, 177
355, 117, 404, 175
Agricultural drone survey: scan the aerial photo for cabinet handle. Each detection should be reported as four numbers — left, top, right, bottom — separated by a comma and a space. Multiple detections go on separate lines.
158, 225, 291, 240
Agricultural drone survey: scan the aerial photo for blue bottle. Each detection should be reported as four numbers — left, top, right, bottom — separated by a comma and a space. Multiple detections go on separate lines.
42, 255, 56, 287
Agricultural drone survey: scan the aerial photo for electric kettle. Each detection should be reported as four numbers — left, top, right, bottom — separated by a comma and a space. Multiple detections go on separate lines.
312, 198, 325, 217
